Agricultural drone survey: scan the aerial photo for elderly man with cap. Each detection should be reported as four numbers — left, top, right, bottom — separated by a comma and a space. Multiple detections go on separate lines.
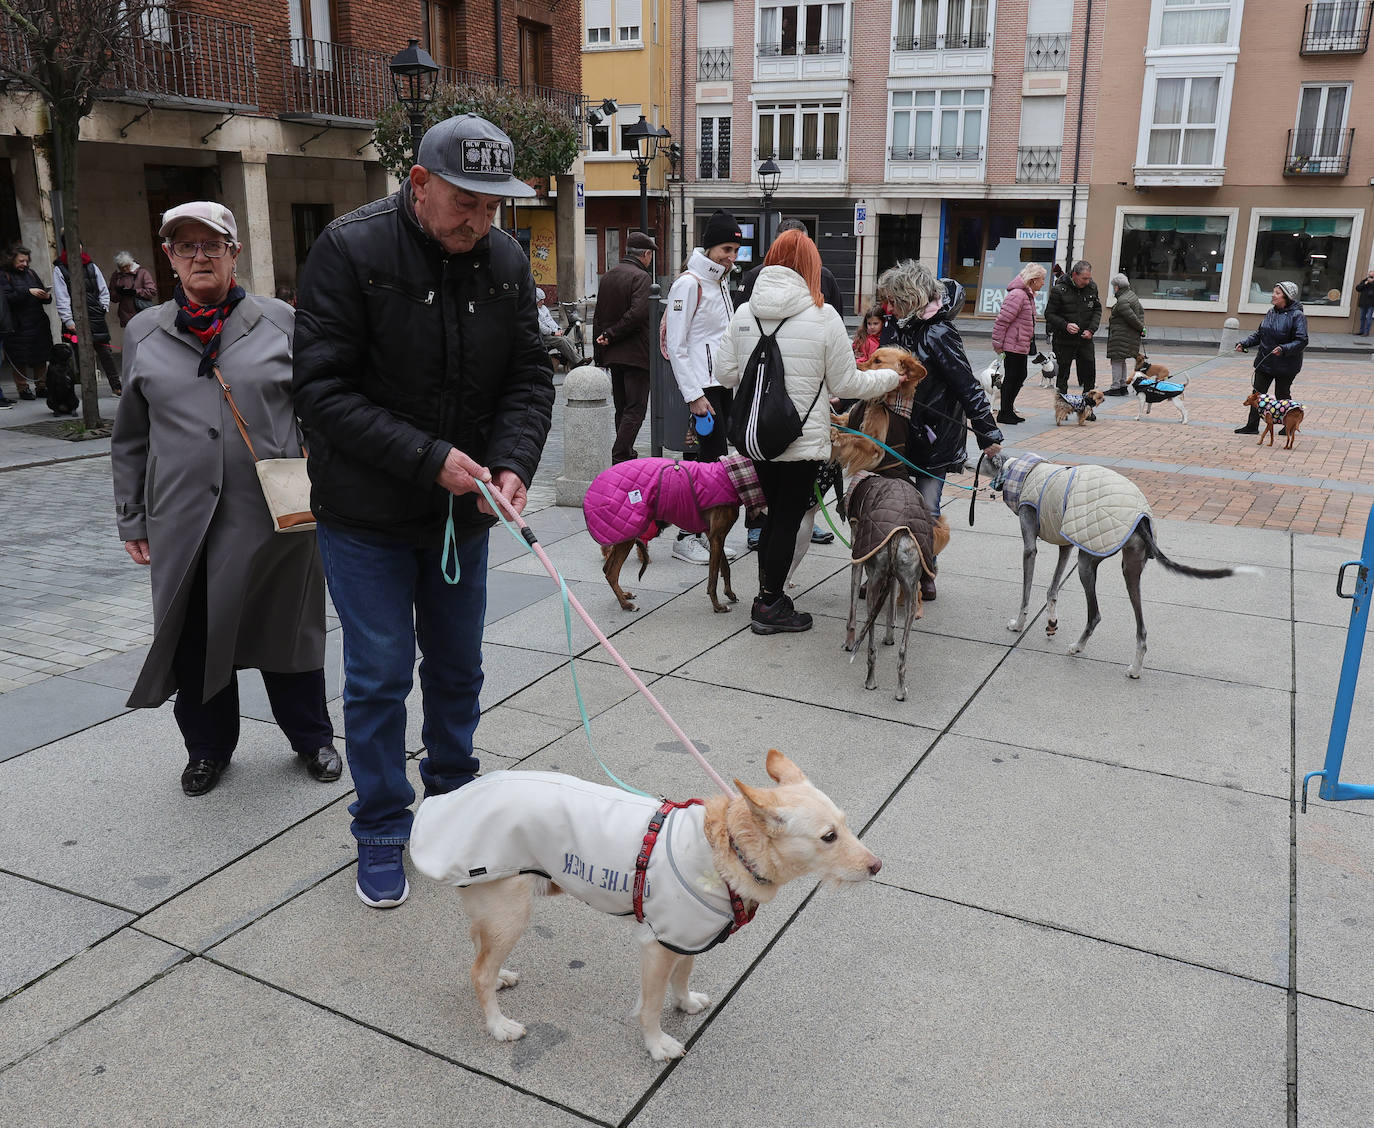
535, 286, 581, 370
1234, 280, 1308, 434
292, 114, 555, 909
662, 209, 741, 564
111, 201, 338, 798
593, 229, 656, 463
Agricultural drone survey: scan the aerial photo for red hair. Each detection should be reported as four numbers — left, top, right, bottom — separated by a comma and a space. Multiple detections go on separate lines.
763, 229, 823, 308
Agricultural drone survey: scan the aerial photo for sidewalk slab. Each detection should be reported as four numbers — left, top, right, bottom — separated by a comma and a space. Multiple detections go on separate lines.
0, 959, 592, 1128
0, 928, 183, 1070
1295, 622, 1374, 802
0, 872, 133, 997
0, 674, 131, 761
1297, 993, 1374, 1128
953, 647, 1292, 798
639, 884, 1287, 1128
1297, 803, 1374, 1013
867, 734, 1290, 983
0, 708, 353, 913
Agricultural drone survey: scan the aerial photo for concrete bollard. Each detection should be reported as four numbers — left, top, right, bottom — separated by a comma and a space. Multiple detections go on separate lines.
555, 364, 613, 507
1219, 316, 1242, 354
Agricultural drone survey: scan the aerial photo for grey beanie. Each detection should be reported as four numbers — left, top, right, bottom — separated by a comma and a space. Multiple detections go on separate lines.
1278, 281, 1300, 305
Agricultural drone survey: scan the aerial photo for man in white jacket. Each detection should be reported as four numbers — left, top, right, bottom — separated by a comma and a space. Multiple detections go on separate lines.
662, 209, 741, 565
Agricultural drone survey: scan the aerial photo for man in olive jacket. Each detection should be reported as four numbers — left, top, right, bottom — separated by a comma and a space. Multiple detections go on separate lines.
1043, 259, 1102, 397
293, 114, 555, 910
593, 230, 655, 463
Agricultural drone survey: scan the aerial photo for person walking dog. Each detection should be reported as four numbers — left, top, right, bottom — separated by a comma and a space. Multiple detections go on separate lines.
1235, 281, 1307, 434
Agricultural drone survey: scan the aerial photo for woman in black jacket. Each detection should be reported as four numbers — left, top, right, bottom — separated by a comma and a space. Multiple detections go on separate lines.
876, 260, 1002, 599
1234, 281, 1308, 434
1, 245, 53, 400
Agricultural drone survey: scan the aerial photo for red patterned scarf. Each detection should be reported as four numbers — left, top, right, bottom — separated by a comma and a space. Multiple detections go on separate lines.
174, 282, 246, 378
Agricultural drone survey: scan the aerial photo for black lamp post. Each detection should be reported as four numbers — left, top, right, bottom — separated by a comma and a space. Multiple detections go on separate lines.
624, 114, 672, 237
389, 38, 440, 162
756, 157, 782, 254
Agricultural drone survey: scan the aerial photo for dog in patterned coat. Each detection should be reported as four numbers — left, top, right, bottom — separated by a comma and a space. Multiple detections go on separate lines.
1242, 392, 1304, 450
584, 454, 768, 613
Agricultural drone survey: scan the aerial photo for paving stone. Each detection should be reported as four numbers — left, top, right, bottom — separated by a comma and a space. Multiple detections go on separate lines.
0, 959, 592, 1128
1297, 993, 1374, 1128
0, 872, 133, 997
0, 673, 131, 761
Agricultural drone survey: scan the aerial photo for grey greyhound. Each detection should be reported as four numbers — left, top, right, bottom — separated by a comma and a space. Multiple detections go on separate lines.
996, 453, 1252, 678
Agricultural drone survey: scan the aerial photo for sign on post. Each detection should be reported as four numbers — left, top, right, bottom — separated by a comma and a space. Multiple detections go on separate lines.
853, 200, 867, 237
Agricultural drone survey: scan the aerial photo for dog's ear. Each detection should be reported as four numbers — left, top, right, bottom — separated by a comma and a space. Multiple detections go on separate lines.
733, 779, 785, 829
898, 357, 927, 387
765, 748, 807, 786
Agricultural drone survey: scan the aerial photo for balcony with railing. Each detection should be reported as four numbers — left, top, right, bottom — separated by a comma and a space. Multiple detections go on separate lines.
101, 10, 259, 110
1285, 128, 1355, 175
1024, 33, 1070, 70
698, 47, 732, 81
1017, 146, 1061, 182
1300, 2, 1372, 53
282, 39, 392, 124
755, 37, 848, 80
887, 143, 985, 184
697, 147, 731, 179
891, 29, 992, 76
436, 66, 581, 122
754, 146, 847, 184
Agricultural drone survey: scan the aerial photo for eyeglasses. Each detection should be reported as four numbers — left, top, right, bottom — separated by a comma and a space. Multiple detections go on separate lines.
167, 240, 232, 259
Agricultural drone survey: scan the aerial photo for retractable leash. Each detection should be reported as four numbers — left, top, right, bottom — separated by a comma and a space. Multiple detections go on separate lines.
443, 484, 738, 800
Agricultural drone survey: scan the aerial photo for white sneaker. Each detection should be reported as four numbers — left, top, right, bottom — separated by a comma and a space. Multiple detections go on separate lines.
672, 535, 712, 565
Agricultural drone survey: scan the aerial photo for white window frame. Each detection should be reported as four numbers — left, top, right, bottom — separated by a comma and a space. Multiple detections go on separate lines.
890, 0, 995, 50
1306, 0, 1365, 46
698, 113, 733, 180
757, 2, 851, 57
1290, 82, 1352, 170
586, 0, 643, 50
886, 86, 987, 161
1239, 207, 1364, 318
1110, 205, 1240, 313
756, 101, 844, 162
1134, 64, 1233, 171
1146, 0, 1243, 50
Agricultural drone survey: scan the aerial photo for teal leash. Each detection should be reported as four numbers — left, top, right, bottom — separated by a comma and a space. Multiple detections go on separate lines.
832, 424, 978, 491
446, 490, 655, 800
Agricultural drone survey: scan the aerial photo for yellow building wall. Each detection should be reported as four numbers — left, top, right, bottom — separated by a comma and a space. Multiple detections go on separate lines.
527, 209, 558, 287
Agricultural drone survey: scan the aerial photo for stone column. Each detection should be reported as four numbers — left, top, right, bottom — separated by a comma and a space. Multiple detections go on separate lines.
218, 153, 275, 297
1219, 317, 1242, 354
365, 161, 396, 204
555, 168, 585, 301
555, 364, 613, 506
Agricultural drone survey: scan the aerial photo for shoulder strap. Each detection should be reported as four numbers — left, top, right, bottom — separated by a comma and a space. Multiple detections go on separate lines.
750, 314, 825, 425
214, 365, 259, 462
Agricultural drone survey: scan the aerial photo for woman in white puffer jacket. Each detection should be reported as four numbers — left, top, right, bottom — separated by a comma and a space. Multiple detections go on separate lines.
715, 230, 902, 635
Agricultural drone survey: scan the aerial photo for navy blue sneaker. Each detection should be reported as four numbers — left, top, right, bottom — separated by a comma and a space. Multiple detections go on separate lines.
356, 843, 409, 908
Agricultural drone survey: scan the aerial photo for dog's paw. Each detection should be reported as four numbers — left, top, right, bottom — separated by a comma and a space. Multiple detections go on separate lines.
894, 687, 907, 702
1045, 619, 1058, 637
1007, 617, 1025, 632
675, 990, 710, 1015
646, 1032, 687, 1061
1126, 665, 1143, 680
487, 1015, 527, 1042
496, 967, 520, 990
712, 603, 732, 613
1067, 642, 1083, 656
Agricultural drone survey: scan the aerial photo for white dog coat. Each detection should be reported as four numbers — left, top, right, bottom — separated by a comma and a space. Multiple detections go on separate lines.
410, 771, 739, 954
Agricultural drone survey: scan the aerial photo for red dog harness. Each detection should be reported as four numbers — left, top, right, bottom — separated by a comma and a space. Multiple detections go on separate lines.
634, 799, 757, 938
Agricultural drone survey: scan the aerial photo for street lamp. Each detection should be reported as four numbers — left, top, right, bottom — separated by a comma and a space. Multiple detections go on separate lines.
389, 37, 440, 162
756, 157, 782, 254
624, 114, 672, 237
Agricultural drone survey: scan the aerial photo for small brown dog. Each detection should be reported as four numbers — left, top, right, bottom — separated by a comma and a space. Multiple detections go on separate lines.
1134, 353, 1170, 381
1054, 388, 1105, 426
1242, 391, 1304, 450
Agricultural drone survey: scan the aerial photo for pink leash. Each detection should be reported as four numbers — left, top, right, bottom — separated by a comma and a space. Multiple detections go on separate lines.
475, 481, 738, 799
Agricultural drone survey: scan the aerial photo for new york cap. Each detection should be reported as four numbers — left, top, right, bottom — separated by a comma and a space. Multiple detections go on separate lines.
158, 201, 239, 244
417, 113, 536, 198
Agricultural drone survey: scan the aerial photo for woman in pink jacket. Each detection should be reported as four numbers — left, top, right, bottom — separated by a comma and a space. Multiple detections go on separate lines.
990, 262, 1046, 425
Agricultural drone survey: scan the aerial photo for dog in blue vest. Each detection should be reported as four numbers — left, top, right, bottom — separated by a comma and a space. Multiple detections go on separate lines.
1131, 354, 1189, 424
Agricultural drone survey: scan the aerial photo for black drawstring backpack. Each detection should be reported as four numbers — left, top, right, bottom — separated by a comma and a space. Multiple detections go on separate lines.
728, 316, 822, 460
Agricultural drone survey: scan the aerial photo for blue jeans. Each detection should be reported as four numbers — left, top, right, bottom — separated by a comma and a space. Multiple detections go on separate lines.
316, 521, 488, 844
1360, 306, 1374, 335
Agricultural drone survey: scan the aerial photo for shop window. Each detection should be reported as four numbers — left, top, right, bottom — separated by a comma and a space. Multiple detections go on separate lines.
1247, 213, 1354, 310
1119, 212, 1230, 304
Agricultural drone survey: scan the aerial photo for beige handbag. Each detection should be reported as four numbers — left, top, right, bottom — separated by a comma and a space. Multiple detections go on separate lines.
214, 367, 316, 533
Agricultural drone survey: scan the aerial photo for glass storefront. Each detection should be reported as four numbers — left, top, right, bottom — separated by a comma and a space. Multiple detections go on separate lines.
1248, 213, 1353, 309
1119, 212, 1229, 303
941, 202, 1059, 316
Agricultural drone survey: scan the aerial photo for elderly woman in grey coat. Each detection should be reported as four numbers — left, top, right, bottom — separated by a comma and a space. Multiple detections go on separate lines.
112, 201, 340, 797
1104, 273, 1145, 396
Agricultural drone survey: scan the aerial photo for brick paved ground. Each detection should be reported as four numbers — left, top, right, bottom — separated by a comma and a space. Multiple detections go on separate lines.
2, 349, 1371, 693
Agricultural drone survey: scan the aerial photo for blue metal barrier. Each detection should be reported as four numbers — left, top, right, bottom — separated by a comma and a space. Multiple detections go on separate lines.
1302, 502, 1374, 810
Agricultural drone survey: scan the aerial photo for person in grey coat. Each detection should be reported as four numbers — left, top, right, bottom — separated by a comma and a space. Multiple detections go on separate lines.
111, 201, 339, 797
1104, 274, 1145, 396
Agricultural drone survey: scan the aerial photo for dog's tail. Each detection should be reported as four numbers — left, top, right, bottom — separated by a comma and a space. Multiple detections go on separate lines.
1138, 520, 1261, 580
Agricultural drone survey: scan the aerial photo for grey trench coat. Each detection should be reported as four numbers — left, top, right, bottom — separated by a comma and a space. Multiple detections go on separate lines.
111, 295, 326, 708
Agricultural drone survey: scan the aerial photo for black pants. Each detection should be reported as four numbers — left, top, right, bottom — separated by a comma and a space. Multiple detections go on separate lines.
1053, 335, 1096, 393
1000, 351, 1028, 417
687, 385, 732, 462
1244, 368, 1297, 429
753, 459, 821, 596
72, 340, 121, 392
171, 555, 332, 763
609, 363, 650, 463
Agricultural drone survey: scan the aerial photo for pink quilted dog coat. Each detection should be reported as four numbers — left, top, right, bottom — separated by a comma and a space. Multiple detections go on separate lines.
584, 458, 742, 545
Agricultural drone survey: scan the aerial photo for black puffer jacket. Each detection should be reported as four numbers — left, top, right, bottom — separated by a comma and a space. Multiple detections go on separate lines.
1043, 274, 1102, 344
293, 185, 555, 543
880, 279, 1002, 474
1240, 300, 1308, 380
